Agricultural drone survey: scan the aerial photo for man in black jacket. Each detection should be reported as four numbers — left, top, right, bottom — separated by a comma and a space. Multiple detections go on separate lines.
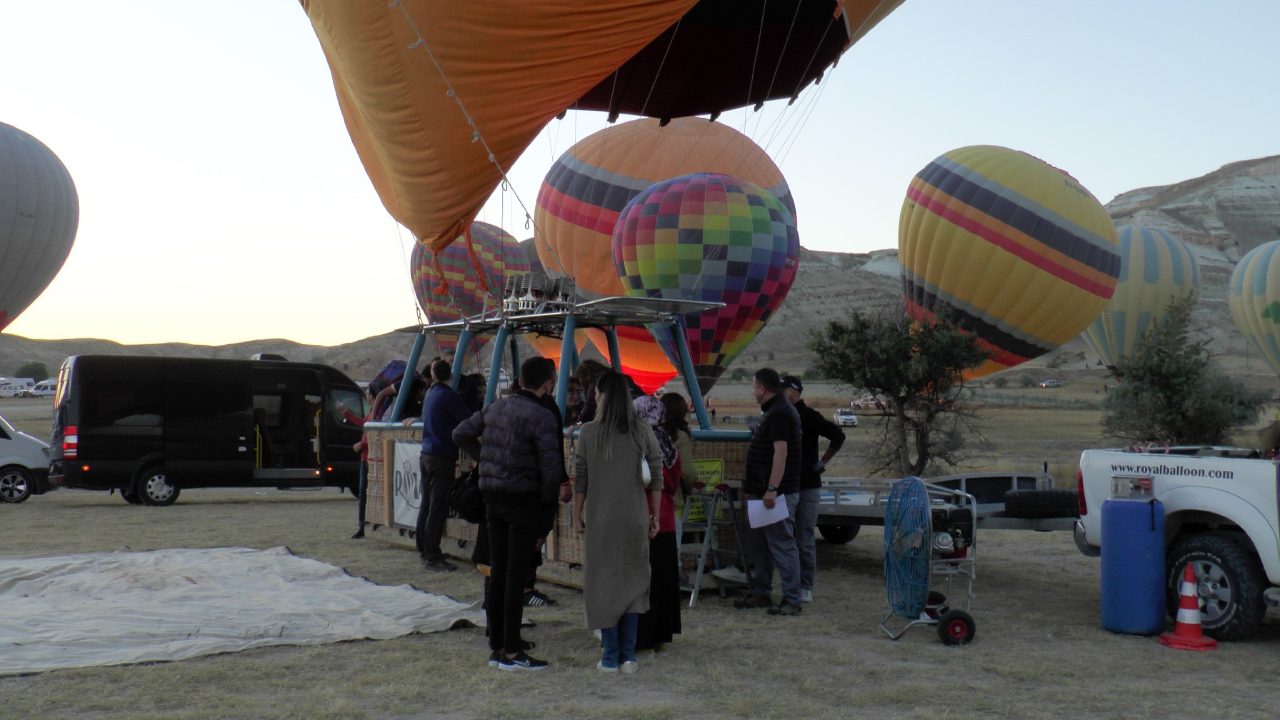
454, 357, 563, 671
780, 375, 846, 604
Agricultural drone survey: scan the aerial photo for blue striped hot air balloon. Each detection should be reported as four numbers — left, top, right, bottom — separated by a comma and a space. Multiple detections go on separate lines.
1082, 225, 1200, 367
1229, 239, 1280, 376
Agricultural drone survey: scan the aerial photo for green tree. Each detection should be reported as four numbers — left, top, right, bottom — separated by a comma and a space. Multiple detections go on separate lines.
1103, 295, 1265, 444
810, 307, 988, 475
14, 362, 49, 380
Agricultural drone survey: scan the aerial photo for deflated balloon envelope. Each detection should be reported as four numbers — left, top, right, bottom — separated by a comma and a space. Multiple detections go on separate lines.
612, 172, 799, 393
0, 122, 78, 332
1082, 225, 1199, 368
898, 145, 1120, 378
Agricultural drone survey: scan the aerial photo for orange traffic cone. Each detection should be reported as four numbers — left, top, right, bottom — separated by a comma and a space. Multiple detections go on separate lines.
1158, 563, 1218, 651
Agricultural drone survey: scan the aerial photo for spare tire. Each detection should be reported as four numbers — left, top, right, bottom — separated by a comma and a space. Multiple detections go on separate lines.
1002, 489, 1078, 519
818, 523, 860, 544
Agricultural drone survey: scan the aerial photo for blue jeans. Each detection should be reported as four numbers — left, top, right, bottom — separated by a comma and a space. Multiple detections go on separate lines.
600, 613, 639, 668
738, 493, 802, 606
793, 489, 820, 592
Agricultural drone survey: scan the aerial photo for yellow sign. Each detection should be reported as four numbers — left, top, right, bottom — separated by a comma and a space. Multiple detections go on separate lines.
684, 459, 726, 523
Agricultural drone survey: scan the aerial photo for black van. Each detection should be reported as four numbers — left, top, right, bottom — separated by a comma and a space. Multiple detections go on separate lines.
49, 355, 366, 505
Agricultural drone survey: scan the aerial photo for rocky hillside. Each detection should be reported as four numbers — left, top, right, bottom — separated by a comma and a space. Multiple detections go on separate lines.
4, 156, 1277, 383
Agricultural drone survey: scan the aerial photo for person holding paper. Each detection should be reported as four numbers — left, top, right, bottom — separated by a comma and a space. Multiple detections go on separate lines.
733, 368, 804, 616
780, 374, 846, 604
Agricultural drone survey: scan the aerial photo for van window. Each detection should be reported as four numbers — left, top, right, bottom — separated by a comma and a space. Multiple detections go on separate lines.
82, 382, 163, 428
328, 387, 365, 426
253, 395, 286, 427
168, 379, 247, 422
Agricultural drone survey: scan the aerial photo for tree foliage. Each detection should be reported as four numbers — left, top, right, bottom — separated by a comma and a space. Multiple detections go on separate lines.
810, 307, 988, 475
1103, 295, 1265, 445
13, 362, 49, 380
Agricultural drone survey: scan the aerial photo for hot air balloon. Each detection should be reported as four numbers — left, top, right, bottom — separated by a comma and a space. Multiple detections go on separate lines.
1082, 225, 1200, 367
1229, 239, 1280, 376
535, 116, 796, 387
899, 145, 1120, 378
410, 221, 528, 356
613, 173, 799, 393
302, 0, 900, 253
0, 122, 78, 332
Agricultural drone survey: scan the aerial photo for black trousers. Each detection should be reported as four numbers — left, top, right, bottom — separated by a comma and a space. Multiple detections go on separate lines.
485, 496, 541, 654
416, 453, 455, 561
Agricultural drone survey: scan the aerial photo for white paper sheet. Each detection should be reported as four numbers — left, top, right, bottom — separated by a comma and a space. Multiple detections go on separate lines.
746, 498, 788, 528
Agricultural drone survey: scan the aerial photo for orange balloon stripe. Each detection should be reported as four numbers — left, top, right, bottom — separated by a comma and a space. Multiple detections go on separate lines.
908, 304, 1026, 369
906, 181, 1115, 299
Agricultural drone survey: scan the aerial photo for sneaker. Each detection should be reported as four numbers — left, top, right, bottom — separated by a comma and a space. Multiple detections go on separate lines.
596, 660, 618, 673
423, 558, 458, 572
488, 650, 501, 668
523, 589, 557, 607
800, 589, 813, 604
498, 652, 549, 671
620, 660, 638, 674
711, 567, 748, 584
733, 594, 773, 609
768, 602, 803, 616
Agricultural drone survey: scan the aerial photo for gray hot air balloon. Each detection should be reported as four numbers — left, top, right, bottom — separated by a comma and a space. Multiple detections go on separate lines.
0, 121, 78, 332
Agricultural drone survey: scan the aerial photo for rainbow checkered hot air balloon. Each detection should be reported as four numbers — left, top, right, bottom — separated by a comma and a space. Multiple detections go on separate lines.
612, 173, 799, 393
899, 146, 1120, 378
1229, 239, 1280, 377
535, 117, 795, 391
1082, 225, 1200, 368
410, 221, 529, 356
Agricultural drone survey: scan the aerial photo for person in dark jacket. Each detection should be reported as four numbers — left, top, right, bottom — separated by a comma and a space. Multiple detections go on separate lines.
416, 359, 474, 572
454, 356, 563, 671
780, 375, 846, 604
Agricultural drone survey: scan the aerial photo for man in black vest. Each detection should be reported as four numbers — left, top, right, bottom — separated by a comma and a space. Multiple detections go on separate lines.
780, 374, 845, 604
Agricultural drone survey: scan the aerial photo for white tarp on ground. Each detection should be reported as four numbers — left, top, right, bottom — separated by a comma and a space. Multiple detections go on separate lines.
0, 546, 483, 676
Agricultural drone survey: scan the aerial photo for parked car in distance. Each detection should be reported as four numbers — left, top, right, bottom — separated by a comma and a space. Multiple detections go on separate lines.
851, 393, 886, 411
1038, 379, 1061, 388
832, 408, 859, 427
0, 413, 51, 503
28, 379, 56, 397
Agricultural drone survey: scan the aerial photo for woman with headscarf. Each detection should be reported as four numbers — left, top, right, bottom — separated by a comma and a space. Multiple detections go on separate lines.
632, 391, 693, 653
573, 371, 662, 673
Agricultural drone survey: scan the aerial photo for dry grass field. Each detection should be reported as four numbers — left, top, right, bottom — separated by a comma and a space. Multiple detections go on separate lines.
3, 391, 1279, 720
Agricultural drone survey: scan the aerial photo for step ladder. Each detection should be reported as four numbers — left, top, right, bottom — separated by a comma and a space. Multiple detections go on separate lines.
677, 484, 747, 608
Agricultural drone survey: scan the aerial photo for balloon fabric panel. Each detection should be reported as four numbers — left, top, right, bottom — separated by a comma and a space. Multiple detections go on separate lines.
1229, 240, 1280, 376
899, 146, 1119, 378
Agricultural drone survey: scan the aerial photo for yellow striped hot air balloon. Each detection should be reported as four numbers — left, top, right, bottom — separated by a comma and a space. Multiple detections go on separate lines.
1082, 225, 1200, 368
899, 145, 1120, 378
1229, 239, 1280, 376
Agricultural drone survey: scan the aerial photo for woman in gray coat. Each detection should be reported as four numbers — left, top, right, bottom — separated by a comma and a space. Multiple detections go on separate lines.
573, 371, 663, 673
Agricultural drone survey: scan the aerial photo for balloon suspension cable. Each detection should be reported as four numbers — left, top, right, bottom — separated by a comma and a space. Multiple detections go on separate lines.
743, 1, 801, 141
638, 18, 682, 119
391, 1, 543, 279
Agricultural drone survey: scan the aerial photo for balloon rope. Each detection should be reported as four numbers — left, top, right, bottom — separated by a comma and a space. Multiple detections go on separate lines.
638, 19, 682, 119
742, 0, 768, 127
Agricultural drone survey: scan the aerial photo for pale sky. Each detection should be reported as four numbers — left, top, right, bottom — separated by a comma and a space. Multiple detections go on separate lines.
2, 1, 1276, 346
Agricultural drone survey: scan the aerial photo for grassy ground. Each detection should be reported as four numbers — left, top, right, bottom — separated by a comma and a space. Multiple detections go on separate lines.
4, 391, 1280, 719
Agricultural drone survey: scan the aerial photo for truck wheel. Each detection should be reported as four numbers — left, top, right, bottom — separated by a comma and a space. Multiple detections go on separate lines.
818, 523, 860, 544
136, 467, 180, 506
0, 466, 33, 503
1002, 489, 1078, 518
120, 486, 145, 505
1166, 534, 1265, 641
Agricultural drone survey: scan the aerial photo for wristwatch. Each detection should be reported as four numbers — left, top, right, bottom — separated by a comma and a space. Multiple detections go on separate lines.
766, 485, 779, 494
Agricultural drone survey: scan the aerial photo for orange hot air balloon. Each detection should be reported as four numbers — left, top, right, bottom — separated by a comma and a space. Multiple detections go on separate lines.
302, 1, 901, 255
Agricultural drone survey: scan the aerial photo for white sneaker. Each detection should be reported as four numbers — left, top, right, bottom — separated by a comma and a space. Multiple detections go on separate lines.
620, 660, 638, 674
597, 660, 618, 673
800, 589, 813, 604
711, 567, 748, 584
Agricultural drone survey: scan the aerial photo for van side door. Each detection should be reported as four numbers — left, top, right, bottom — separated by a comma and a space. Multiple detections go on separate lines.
164, 361, 254, 484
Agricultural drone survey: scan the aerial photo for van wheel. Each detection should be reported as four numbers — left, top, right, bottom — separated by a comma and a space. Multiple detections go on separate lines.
120, 486, 145, 505
0, 467, 33, 503
136, 467, 180, 506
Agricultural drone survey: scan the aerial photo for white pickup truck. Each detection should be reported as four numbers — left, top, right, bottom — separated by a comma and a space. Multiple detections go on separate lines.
1075, 446, 1280, 640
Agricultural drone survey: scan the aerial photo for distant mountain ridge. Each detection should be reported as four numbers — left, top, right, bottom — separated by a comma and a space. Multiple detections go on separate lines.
4, 156, 1277, 382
